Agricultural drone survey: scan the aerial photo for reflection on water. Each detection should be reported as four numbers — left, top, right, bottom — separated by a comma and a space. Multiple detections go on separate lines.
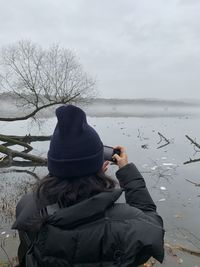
1, 99, 200, 266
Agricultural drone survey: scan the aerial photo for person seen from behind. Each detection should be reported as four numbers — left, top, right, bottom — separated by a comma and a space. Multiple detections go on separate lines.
12, 104, 165, 267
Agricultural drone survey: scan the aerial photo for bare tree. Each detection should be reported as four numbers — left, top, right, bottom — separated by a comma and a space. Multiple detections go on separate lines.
0, 40, 96, 168
0, 40, 96, 121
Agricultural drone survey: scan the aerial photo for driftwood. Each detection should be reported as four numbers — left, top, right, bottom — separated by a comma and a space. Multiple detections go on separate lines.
184, 158, 200, 165
184, 135, 200, 164
185, 179, 200, 187
0, 134, 33, 152
5, 134, 51, 143
157, 132, 170, 149
0, 144, 47, 168
0, 134, 49, 168
0, 159, 46, 168
139, 242, 200, 267
0, 145, 46, 163
165, 242, 200, 257
185, 135, 200, 150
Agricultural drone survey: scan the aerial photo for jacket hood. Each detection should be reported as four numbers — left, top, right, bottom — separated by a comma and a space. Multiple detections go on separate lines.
47, 189, 123, 228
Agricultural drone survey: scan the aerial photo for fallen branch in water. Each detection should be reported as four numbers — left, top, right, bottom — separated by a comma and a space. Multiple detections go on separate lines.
185, 179, 200, 187
165, 242, 200, 257
0, 134, 50, 168
0, 144, 47, 167
184, 157, 200, 165
0, 159, 46, 168
142, 242, 200, 266
3, 134, 51, 143
157, 132, 170, 149
0, 134, 32, 152
184, 135, 200, 164
185, 135, 200, 150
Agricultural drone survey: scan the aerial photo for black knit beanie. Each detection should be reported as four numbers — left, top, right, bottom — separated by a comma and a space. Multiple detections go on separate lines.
47, 105, 104, 179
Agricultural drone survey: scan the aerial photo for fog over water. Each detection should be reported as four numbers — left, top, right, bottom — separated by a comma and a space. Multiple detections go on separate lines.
1, 95, 200, 119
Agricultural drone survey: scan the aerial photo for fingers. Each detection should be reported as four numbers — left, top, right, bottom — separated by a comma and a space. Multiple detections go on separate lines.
113, 146, 128, 169
102, 160, 110, 173
114, 145, 126, 154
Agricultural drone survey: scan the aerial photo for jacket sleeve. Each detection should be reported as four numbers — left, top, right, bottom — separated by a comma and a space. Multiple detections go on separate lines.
116, 163, 164, 225
116, 163, 156, 211
116, 163, 165, 263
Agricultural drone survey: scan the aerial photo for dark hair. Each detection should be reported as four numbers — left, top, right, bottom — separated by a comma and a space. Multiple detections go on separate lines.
31, 172, 117, 231
36, 172, 117, 208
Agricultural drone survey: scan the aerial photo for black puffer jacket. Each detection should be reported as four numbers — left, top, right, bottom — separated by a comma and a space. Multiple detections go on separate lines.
13, 163, 165, 267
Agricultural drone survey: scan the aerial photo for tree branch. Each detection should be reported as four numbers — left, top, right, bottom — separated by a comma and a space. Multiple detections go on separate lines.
185, 179, 200, 187
157, 132, 170, 149
0, 144, 47, 164
0, 134, 32, 152
0, 93, 80, 121
0, 160, 46, 168
184, 135, 200, 164
184, 158, 200, 165
4, 134, 51, 143
0, 41, 95, 123
185, 135, 200, 150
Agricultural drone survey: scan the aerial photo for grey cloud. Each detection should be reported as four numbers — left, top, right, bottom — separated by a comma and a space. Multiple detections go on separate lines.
0, 0, 200, 99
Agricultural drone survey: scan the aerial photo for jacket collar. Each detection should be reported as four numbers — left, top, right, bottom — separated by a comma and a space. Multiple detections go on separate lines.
47, 189, 123, 228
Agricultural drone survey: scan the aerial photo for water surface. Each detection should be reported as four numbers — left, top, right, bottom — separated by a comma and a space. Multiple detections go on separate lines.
0, 99, 200, 266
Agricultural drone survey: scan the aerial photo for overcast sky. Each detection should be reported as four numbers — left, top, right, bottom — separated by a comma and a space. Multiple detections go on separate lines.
1, 0, 200, 99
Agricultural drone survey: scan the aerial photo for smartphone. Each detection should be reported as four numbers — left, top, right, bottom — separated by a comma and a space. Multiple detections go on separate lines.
103, 146, 120, 162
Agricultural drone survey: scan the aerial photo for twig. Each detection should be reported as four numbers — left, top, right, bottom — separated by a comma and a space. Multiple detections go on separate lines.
157, 143, 169, 149
0, 93, 80, 122
184, 135, 200, 164
137, 129, 142, 141
157, 132, 170, 149
184, 158, 200, 165
165, 242, 200, 257
157, 132, 169, 144
186, 135, 200, 150
185, 179, 200, 187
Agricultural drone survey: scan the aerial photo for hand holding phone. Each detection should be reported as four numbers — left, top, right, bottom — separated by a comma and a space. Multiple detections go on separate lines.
112, 146, 128, 169
103, 145, 128, 168
103, 146, 120, 162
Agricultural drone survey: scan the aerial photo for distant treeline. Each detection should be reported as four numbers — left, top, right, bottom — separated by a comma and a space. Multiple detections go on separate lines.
0, 92, 199, 107
91, 97, 200, 107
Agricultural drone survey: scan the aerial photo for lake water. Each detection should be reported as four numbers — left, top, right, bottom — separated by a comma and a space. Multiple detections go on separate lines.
0, 99, 200, 266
